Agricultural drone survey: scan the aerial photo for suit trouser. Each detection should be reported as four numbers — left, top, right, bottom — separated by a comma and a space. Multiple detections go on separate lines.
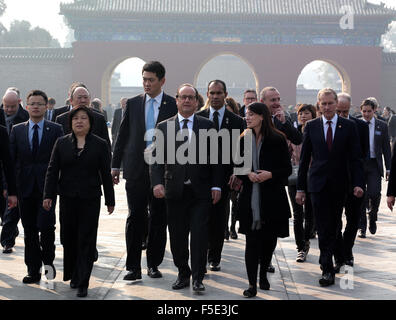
207, 189, 229, 265
125, 180, 167, 271
19, 193, 56, 275
60, 196, 100, 289
245, 226, 278, 287
334, 192, 364, 263
311, 186, 346, 274
0, 201, 20, 248
167, 185, 211, 282
0, 192, 5, 222
359, 159, 381, 232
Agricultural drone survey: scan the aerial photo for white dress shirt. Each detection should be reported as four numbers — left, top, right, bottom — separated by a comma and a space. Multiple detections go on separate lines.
322, 114, 338, 141
366, 117, 376, 159
209, 105, 226, 129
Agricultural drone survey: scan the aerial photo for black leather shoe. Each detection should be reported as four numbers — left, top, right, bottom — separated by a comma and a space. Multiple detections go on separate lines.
147, 267, 162, 278
94, 249, 98, 262
334, 262, 345, 274
319, 273, 335, 287
243, 286, 257, 298
193, 280, 205, 292
77, 287, 88, 298
369, 220, 377, 235
123, 270, 142, 281
267, 263, 275, 273
172, 277, 190, 290
3, 246, 13, 254
209, 262, 221, 272
358, 230, 366, 238
22, 274, 41, 284
44, 264, 56, 280
230, 230, 238, 240
259, 276, 270, 290
70, 281, 78, 289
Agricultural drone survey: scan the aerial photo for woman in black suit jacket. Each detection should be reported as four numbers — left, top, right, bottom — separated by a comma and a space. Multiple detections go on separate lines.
43, 106, 115, 298
236, 102, 291, 298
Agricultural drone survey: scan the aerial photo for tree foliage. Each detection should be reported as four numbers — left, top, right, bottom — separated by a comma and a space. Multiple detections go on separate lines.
0, 20, 60, 47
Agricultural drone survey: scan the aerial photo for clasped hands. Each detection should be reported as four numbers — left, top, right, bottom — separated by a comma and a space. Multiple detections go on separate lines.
248, 170, 272, 183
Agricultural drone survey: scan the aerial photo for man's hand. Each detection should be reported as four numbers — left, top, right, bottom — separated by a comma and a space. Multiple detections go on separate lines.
387, 196, 395, 211
248, 172, 260, 183
228, 175, 242, 191
43, 199, 52, 211
386, 171, 390, 182
7, 195, 17, 209
111, 169, 120, 185
107, 206, 115, 214
296, 191, 306, 206
212, 190, 221, 204
153, 184, 165, 199
353, 187, 364, 198
256, 170, 272, 183
274, 110, 286, 124
3, 189, 7, 198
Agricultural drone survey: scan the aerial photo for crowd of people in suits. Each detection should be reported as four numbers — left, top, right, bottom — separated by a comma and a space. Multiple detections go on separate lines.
1, 60, 396, 299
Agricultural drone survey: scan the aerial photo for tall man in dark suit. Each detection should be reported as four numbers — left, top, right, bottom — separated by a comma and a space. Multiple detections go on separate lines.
1, 89, 29, 254
111, 97, 127, 151
358, 98, 391, 238
296, 88, 364, 287
239, 89, 257, 118
10, 90, 64, 284
55, 86, 111, 147
334, 93, 369, 270
112, 61, 178, 281
197, 80, 244, 272
151, 83, 222, 291
44, 98, 57, 122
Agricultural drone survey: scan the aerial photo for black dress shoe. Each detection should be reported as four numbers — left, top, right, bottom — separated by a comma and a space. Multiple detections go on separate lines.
94, 249, 99, 262
44, 264, 56, 280
319, 273, 335, 287
243, 286, 257, 298
267, 263, 275, 273
334, 262, 345, 274
70, 281, 78, 289
369, 220, 377, 235
224, 229, 230, 240
193, 280, 205, 292
358, 230, 366, 238
3, 246, 13, 254
123, 270, 142, 281
230, 230, 238, 240
22, 274, 41, 284
147, 267, 162, 278
259, 275, 270, 290
172, 277, 190, 290
77, 287, 88, 298
209, 262, 221, 272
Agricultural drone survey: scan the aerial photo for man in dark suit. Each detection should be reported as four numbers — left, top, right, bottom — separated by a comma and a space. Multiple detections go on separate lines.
111, 97, 127, 151
112, 61, 178, 281
151, 83, 222, 292
239, 89, 257, 118
44, 98, 57, 122
0, 108, 5, 127
334, 93, 369, 270
10, 90, 63, 283
53, 104, 71, 121
358, 98, 391, 238
197, 80, 244, 272
55, 86, 110, 147
1, 89, 29, 254
296, 88, 364, 287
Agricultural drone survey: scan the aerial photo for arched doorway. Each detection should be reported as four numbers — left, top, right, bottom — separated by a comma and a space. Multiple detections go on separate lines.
296, 60, 351, 106
194, 53, 259, 105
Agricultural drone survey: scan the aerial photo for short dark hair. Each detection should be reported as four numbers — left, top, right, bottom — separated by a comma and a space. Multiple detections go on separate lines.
244, 89, 257, 97
142, 61, 166, 80
48, 98, 56, 105
360, 99, 376, 110
297, 104, 317, 119
26, 89, 48, 104
207, 80, 227, 94
69, 106, 94, 135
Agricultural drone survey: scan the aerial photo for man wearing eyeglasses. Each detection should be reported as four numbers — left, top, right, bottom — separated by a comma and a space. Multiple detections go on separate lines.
239, 89, 258, 118
9, 90, 63, 283
0, 89, 29, 255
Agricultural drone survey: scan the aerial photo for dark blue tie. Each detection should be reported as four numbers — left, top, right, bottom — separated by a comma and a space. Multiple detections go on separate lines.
32, 124, 39, 159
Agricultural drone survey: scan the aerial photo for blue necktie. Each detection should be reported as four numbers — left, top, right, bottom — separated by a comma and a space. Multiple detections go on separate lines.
146, 98, 155, 147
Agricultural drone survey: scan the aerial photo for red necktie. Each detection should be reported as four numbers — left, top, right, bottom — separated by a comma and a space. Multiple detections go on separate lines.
326, 121, 333, 151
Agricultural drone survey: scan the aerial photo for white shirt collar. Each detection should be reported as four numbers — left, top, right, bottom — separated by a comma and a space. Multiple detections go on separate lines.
209, 105, 226, 118
177, 113, 194, 124
322, 113, 338, 124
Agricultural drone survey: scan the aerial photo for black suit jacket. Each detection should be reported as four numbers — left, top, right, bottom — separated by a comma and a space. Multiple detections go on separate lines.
0, 125, 17, 196
370, 118, 391, 177
53, 106, 71, 121
0, 108, 5, 127
196, 108, 245, 187
112, 93, 178, 183
10, 120, 64, 198
349, 116, 369, 160
239, 105, 246, 118
111, 108, 123, 141
297, 116, 364, 193
55, 108, 111, 147
44, 133, 115, 206
150, 115, 223, 200
387, 140, 396, 196
273, 116, 302, 145
44, 109, 56, 122
236, 131, 292, 234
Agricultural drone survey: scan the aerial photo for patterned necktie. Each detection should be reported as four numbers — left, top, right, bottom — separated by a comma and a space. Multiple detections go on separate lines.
32, 124, 39, 158
213, 111, 220, 131
326, 121, 333, 151
146, 98, 155, 147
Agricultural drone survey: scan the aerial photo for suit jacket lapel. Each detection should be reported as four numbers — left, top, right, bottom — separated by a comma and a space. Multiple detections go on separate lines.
23, 122, 33, 159
140, 94, 146, 132
221, 109, 231, 129
374, 119, 381, 155
38, 120, 50, 154
157, 94, 170, 124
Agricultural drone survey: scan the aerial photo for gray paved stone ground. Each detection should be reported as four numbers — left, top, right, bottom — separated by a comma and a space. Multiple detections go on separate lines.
1, 179, 396, 300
